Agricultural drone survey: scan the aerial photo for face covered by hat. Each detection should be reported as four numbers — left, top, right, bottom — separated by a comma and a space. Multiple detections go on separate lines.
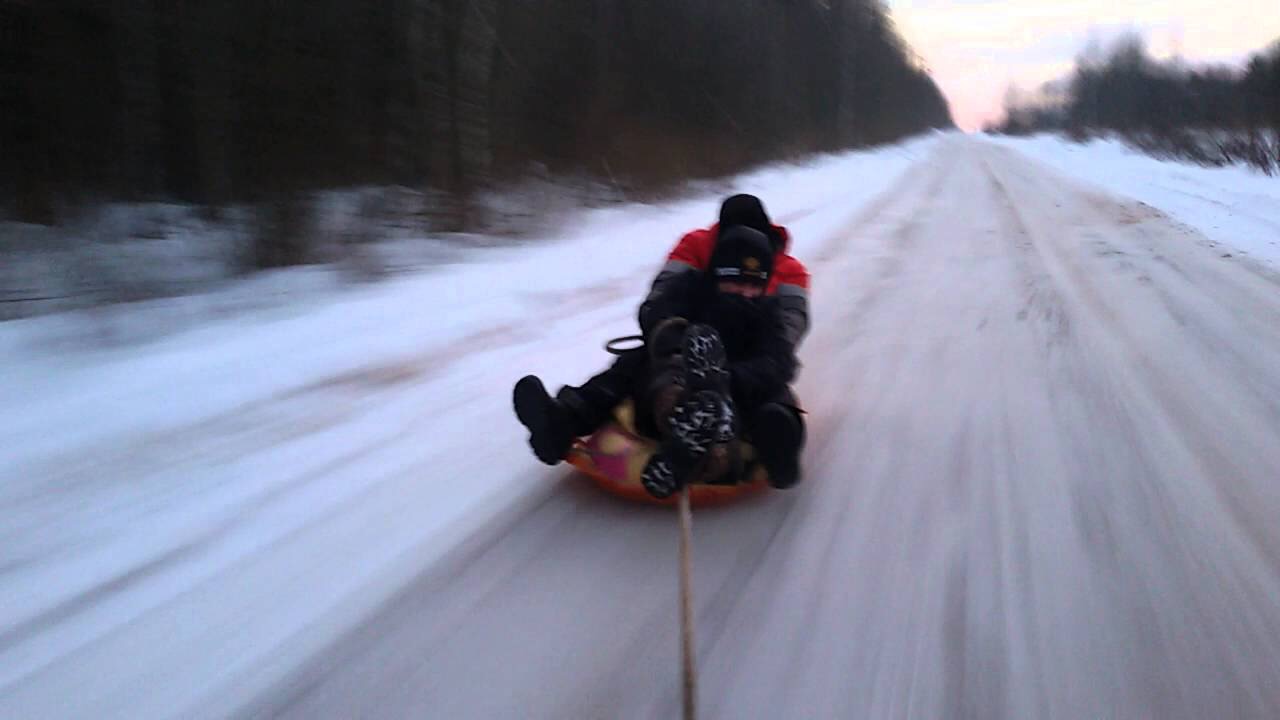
703, 225, 774, 351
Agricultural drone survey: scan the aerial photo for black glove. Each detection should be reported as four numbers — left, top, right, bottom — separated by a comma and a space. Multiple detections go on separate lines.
646, 316, 690, 364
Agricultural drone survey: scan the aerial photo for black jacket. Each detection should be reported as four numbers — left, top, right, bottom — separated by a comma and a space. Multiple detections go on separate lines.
639, 271, 799, 410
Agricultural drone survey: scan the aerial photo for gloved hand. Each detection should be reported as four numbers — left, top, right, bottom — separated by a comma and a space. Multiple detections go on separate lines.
646, 316, 690, 367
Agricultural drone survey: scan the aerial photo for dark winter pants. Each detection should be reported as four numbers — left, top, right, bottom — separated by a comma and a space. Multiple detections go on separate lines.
560, 349, 803, 444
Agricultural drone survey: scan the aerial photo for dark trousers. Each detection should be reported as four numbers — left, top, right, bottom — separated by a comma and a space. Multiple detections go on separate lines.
562, 350, 803, 443
560, 349, 660, 437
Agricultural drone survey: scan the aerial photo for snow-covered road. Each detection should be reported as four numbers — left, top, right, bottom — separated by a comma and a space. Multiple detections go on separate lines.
5, 135, 1280, 718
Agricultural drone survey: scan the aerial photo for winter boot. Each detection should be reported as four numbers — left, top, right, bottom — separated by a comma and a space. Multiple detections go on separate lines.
640, 317, 692, 438
749, 403, 804, 489
513, 375, 579, 465
640, 326, 735, 498
647, 317, 690, 368
680, 323, 730, 395
640, 389, 736, 498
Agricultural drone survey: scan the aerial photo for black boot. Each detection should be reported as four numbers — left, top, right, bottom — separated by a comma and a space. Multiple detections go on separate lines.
680, 324, 730, 394
750, 403, 803, 488
513, 376, 578, 465
640, 326, 735, 498
647, 317, 690, 367
640, 390, 735, 498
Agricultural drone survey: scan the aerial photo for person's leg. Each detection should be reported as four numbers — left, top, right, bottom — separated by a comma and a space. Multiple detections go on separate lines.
742, 393, 805, 488
632, 317, 690, 438
558, 348, 648, 431
639, 324, 735, 498
513, 350, 647, 465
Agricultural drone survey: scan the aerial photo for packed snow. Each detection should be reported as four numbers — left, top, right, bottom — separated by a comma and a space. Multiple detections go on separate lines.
988, 133, 1280, 269
0, 136, 941, 717
4, 132, 1280, 718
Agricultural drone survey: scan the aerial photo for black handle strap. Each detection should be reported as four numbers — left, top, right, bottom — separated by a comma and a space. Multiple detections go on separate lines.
604, 335, 645, 355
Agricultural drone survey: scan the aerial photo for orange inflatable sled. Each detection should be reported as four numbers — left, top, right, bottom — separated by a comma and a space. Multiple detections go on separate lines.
565, 399, 769, 507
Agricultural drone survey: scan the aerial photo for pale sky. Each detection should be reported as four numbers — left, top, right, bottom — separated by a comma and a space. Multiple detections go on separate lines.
887, 0, 1280, 131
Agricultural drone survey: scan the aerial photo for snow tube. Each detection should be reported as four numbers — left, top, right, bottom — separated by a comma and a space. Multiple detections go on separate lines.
565, 399, 769, 507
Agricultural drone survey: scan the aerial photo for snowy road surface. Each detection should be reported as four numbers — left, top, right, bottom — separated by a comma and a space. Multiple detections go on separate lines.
4, 135, 1280, 718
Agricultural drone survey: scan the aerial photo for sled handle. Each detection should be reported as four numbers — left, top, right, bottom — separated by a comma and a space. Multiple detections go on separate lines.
605, 335, 645, 355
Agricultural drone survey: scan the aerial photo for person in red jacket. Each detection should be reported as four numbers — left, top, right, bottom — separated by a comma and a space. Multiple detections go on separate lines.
514, 194, 809, 494
641, 193, 810, 348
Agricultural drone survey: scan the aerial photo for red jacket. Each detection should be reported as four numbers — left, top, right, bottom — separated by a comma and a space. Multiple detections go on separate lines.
642, 223, 811, 348
666, 223, 810, 297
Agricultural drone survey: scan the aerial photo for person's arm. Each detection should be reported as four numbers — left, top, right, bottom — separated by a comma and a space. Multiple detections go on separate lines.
772, 259, 811, 349
639, 230, 713, 336
727, 301, 799, 409
638, 270, 700, 340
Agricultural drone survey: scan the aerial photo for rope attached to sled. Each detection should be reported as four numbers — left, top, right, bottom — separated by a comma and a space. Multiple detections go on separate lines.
678, 485, 698, 720
599, 332, 705, 718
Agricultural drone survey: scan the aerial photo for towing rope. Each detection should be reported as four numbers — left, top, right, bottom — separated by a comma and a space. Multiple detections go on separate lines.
678, 486, 698, 720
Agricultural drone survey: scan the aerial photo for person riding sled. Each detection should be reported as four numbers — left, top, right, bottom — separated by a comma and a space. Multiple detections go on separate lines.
513, 194, 809, 498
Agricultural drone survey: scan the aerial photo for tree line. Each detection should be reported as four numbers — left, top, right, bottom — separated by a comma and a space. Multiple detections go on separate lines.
1, 0, 952, 258
995, 35, 1280, 173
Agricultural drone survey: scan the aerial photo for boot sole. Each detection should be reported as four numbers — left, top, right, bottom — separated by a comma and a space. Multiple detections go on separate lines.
642, 390, 734, 498
640, 455, 680, 499
682, 324, 729, 392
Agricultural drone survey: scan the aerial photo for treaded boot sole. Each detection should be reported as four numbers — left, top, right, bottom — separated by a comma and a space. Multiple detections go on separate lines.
640, 454, 681, 499
681, 324, 730, 393
513, 376, 573, 465
669, 389, 735, 452
641, 390, 735, 498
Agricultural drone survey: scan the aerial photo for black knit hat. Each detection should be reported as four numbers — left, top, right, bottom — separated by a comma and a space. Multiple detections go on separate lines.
709, 226, 774, 285
719, 194, 781, 251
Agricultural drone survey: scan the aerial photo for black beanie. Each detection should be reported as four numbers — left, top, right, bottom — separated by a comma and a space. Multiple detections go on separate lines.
709, 226, 774, 285
719, 194, 782, 251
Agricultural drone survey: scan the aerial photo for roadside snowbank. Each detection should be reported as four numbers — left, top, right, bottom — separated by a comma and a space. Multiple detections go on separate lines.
989, 134, 1280, 269
0, 133, 943, 719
